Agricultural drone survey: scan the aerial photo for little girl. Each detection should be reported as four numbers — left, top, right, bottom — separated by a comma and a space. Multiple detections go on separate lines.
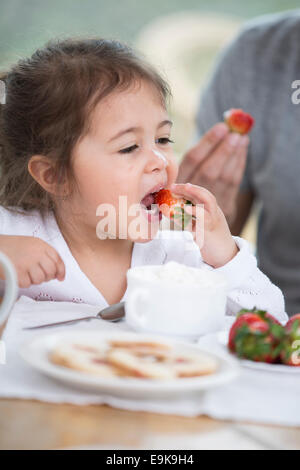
0, 38, 287, 322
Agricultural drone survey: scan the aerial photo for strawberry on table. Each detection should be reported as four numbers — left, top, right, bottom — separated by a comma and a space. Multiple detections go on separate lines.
224, 108, 255, 135
228, 308, 285, 363
285, 314, 300, 332
280, 314, 300, 366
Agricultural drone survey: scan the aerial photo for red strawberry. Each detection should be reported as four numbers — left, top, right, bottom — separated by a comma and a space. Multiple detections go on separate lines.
153, 189, 190, 220
286, 314, 300, 334
224, 108, 255, 135
228, 308, 284, 363
280, 315, 300, 366
237, 308, 281, 325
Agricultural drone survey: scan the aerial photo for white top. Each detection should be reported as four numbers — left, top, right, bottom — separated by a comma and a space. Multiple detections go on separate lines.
0, 206, 288, 323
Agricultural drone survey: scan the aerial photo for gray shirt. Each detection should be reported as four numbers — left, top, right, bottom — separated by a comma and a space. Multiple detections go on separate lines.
195, 11, 300, 315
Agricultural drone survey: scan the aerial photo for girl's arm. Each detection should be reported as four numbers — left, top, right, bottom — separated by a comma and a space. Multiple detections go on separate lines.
212, 236, 288, 323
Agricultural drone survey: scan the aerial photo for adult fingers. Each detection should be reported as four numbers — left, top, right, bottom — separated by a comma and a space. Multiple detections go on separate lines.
220, 136, 249, 187
177, 123, 229, 183
190, 132, 243, 185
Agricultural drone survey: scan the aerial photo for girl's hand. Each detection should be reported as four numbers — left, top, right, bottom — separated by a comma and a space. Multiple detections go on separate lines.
170, 183, 238, 268
0, 235, 65, 288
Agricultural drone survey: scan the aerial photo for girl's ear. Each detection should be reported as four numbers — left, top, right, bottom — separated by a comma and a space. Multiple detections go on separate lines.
27, 155, 68, 196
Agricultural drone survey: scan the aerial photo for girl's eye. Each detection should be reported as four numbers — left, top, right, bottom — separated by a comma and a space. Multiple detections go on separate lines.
119, 144, 139, 154
156, 137, 174, 145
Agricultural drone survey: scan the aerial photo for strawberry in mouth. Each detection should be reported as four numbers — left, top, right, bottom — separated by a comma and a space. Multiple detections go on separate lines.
153, 189, 188, 219
149, 188, 195, 229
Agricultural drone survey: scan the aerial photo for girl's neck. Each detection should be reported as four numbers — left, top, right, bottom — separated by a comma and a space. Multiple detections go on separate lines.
54, 210, 134, 262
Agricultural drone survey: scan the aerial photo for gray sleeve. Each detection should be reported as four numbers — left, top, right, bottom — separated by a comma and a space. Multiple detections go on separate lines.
193, 33, 253, 192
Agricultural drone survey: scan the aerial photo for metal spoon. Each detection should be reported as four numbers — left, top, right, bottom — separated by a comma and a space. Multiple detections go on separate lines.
23, 301, 125, 330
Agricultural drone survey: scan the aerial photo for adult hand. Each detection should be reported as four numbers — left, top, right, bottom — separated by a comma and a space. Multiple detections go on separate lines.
177, 123, 250, 225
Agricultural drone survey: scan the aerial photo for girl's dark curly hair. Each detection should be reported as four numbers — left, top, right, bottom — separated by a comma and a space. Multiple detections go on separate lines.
0, 38, 170, 215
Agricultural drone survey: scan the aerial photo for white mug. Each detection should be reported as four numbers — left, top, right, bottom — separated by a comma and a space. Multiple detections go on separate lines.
0, 252, 18, 336
125, 264, 228, 339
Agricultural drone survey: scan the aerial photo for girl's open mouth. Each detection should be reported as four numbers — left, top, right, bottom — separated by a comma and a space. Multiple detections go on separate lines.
140, 191, 163, 223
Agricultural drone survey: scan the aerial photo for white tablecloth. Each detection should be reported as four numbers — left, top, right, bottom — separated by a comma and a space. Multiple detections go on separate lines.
1, 296, 299, 427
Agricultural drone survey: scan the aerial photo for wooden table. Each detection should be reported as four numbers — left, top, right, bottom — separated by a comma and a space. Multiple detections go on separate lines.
1, 399, 300, 450
0, 300, 299, 451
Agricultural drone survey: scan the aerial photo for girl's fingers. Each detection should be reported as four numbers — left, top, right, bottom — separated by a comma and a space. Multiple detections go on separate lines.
184, 204, 205, 218
171, 183, 217, 215
28, 264, 47, 285
39, 257, 57, 282
46, 248, 65, 281
0, 265, 5, 280
55, 257, 66, 281
19, 272, 32, 289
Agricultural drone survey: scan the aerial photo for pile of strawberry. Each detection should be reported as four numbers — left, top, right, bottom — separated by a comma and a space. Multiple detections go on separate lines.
228, 308, 300, 366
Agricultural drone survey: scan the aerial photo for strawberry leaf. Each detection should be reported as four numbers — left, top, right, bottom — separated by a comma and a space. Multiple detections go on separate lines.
270, 323, 285, 339
291, 319, 300, 336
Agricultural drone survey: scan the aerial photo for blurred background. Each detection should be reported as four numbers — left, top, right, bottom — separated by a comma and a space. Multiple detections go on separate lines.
0, 0, 299, 241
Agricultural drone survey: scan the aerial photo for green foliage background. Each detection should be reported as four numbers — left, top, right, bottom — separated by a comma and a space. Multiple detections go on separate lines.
0, 0, 299, 66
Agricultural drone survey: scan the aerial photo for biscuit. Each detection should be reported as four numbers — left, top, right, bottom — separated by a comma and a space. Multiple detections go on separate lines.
107, 348, 175, 379
170, 352, 218, 377
50, 342, 121, 377
50, 338, 219, 380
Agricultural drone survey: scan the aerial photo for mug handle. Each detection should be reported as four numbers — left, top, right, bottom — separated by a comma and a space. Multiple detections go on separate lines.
0, 252, 18, 335
126, 288, 150, 329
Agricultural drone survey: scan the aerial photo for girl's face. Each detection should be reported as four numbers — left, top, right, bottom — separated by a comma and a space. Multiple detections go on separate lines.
69, 80, 178, 242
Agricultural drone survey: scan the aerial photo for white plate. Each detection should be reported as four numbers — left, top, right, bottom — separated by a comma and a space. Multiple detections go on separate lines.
217, 331, 300, 374
19, 330, 239, 399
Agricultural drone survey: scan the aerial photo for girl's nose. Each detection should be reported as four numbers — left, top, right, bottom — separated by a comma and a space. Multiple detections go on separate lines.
145, 148, 168, 173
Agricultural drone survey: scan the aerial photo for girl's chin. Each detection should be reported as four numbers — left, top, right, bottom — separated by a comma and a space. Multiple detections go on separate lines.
128, 213, 162, 243
132, 234, 159, 243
